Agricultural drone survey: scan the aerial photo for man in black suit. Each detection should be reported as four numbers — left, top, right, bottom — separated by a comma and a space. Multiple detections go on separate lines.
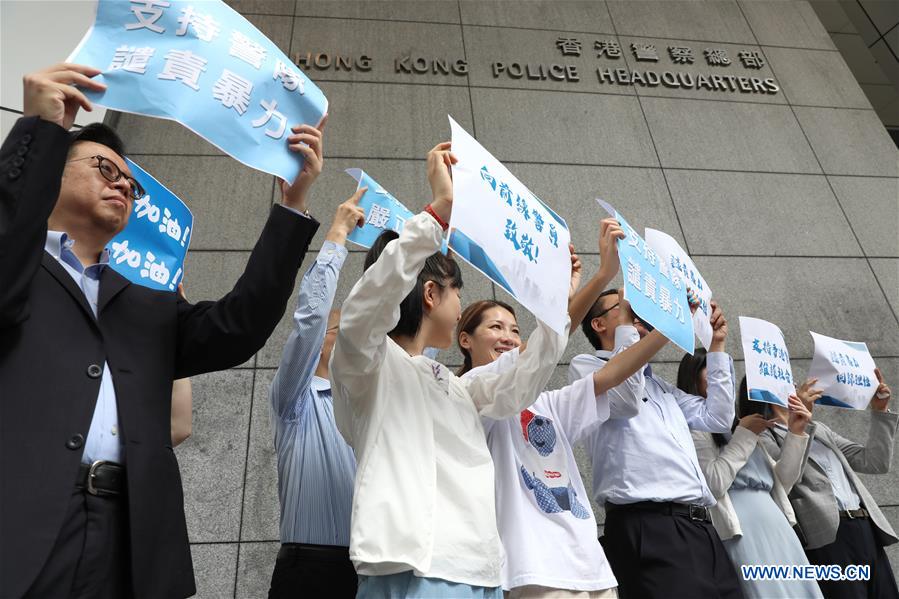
0, 63, 326, 598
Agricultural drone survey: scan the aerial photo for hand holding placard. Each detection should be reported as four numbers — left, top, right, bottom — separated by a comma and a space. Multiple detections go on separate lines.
325, 187, 367, 246
598, 217, 624, 281
871, 368, 892, 412
23, 63, 106, 129
427, 141, 457, 224
279, 117, 327, 213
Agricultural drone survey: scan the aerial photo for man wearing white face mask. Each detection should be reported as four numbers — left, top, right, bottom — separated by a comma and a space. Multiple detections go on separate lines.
570, 289, 742, 599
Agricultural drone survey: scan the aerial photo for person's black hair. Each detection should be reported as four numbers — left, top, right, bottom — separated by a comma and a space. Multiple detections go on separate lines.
676, 348, 739, 447
677, 348, 707, 396
68, 123, 126, 157
581, 288, 619, 351
363, 229, 463, 339
737, 375, 771, 420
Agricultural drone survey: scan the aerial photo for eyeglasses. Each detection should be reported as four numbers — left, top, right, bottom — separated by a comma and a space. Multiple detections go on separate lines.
595, 302, 620, 319
67, 155, 145, 201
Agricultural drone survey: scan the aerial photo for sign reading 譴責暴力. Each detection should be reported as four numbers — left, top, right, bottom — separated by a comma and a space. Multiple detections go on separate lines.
344, 168, 414, 249
597, 200, 694, 354
68, 0, 328, 182
808, 331, 878, 410
449, 116, 570, 336
108, 158, 192, 292
740, 316, 793, 407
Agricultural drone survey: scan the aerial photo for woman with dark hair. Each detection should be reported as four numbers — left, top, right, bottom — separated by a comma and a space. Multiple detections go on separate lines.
455, 220, 680, 599
678, 356, 823, 599
330, 142, 570, 598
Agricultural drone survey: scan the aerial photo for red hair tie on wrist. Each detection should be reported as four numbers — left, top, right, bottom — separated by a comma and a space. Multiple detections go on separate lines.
424, 204, 449, 231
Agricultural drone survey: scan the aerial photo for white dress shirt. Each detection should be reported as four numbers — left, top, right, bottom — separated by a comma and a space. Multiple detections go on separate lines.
569, 348, 736, 507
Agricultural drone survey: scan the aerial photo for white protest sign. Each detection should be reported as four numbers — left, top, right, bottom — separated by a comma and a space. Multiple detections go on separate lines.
740, 316, 794, 407
645, 228, 714, 350
808, 332, 878, 410
448, 116, 571, 335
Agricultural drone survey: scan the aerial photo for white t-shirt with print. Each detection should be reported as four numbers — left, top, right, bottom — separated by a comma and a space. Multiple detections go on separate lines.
464, 327, 643, 591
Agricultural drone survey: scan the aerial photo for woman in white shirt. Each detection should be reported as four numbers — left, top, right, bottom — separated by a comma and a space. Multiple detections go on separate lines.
457, 268, 678, 597
330, 142, 571, 599
678, 352, 823, 599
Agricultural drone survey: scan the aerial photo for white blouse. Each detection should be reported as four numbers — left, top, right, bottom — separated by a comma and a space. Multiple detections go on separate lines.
330, 212, 568, 587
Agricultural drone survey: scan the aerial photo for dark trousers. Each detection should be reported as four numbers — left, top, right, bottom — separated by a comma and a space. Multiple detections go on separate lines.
601, 506, 744, 599
268, 543, 357, 599
24, 489, 131, 599
804, 517, 898, 599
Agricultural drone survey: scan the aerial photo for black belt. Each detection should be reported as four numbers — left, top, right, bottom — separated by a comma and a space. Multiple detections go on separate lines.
840, 508, 869, 520
278, 543, 350, 561
606, 500, 712, 523
75, 461, 126, 496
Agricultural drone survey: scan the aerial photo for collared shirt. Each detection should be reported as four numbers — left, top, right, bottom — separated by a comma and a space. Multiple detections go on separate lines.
807, 433, 861, 511
569, 348, 736, 507
45, 231, 123, 464
269, 241, 356, 546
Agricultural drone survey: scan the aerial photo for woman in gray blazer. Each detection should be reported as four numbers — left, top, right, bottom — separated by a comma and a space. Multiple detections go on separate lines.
758, 370, 898, 599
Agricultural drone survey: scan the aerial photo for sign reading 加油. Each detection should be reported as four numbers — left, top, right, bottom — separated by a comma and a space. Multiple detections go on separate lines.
108, 158, 192, 292
68, 0, 328, 183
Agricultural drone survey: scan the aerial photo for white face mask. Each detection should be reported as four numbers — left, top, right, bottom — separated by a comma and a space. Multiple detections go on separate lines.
423, 347, 441, 360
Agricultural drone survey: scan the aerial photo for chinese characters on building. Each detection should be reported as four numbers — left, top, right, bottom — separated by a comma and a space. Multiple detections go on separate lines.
541, 35, 779, 94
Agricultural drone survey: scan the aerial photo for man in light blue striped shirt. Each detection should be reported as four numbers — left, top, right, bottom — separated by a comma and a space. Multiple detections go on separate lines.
267, 193, 366, 599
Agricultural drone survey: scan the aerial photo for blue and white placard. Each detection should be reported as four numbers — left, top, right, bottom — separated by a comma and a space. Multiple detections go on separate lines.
808, 331, 878, 410
448, 116, 571, 335
597, 200, 694, 354
108, 158, 193, 292
68, 0, 328, 182
344, 168, 414, 249
740, 316, 793, 407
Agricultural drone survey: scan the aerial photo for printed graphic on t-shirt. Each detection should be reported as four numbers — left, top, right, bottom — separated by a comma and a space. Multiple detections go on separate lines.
518, 409, 589, 519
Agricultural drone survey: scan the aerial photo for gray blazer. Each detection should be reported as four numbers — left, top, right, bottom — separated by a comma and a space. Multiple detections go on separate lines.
759, 410, 899, 550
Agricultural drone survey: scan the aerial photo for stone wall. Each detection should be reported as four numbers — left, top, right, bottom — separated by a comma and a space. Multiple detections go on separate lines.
112, 1, 899, 596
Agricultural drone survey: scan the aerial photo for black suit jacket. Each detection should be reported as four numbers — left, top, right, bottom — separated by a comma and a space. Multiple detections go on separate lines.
0, 117, 319, 598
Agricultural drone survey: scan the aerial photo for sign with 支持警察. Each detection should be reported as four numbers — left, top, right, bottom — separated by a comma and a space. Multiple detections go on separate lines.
344, 168, 413, 249
644, 228, 714, 350
108, 158, 192, 292
739, 316, 793, 407
67, 0, 328, 183
808, 332, 878, 410
597, 200, 694, 354
448, 116, 570, 336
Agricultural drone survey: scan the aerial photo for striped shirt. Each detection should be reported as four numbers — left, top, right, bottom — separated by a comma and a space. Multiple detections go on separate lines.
269, 241, 356, 546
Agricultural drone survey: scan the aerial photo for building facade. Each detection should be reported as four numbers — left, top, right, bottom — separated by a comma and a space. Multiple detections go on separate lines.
109, 1, 898, 596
